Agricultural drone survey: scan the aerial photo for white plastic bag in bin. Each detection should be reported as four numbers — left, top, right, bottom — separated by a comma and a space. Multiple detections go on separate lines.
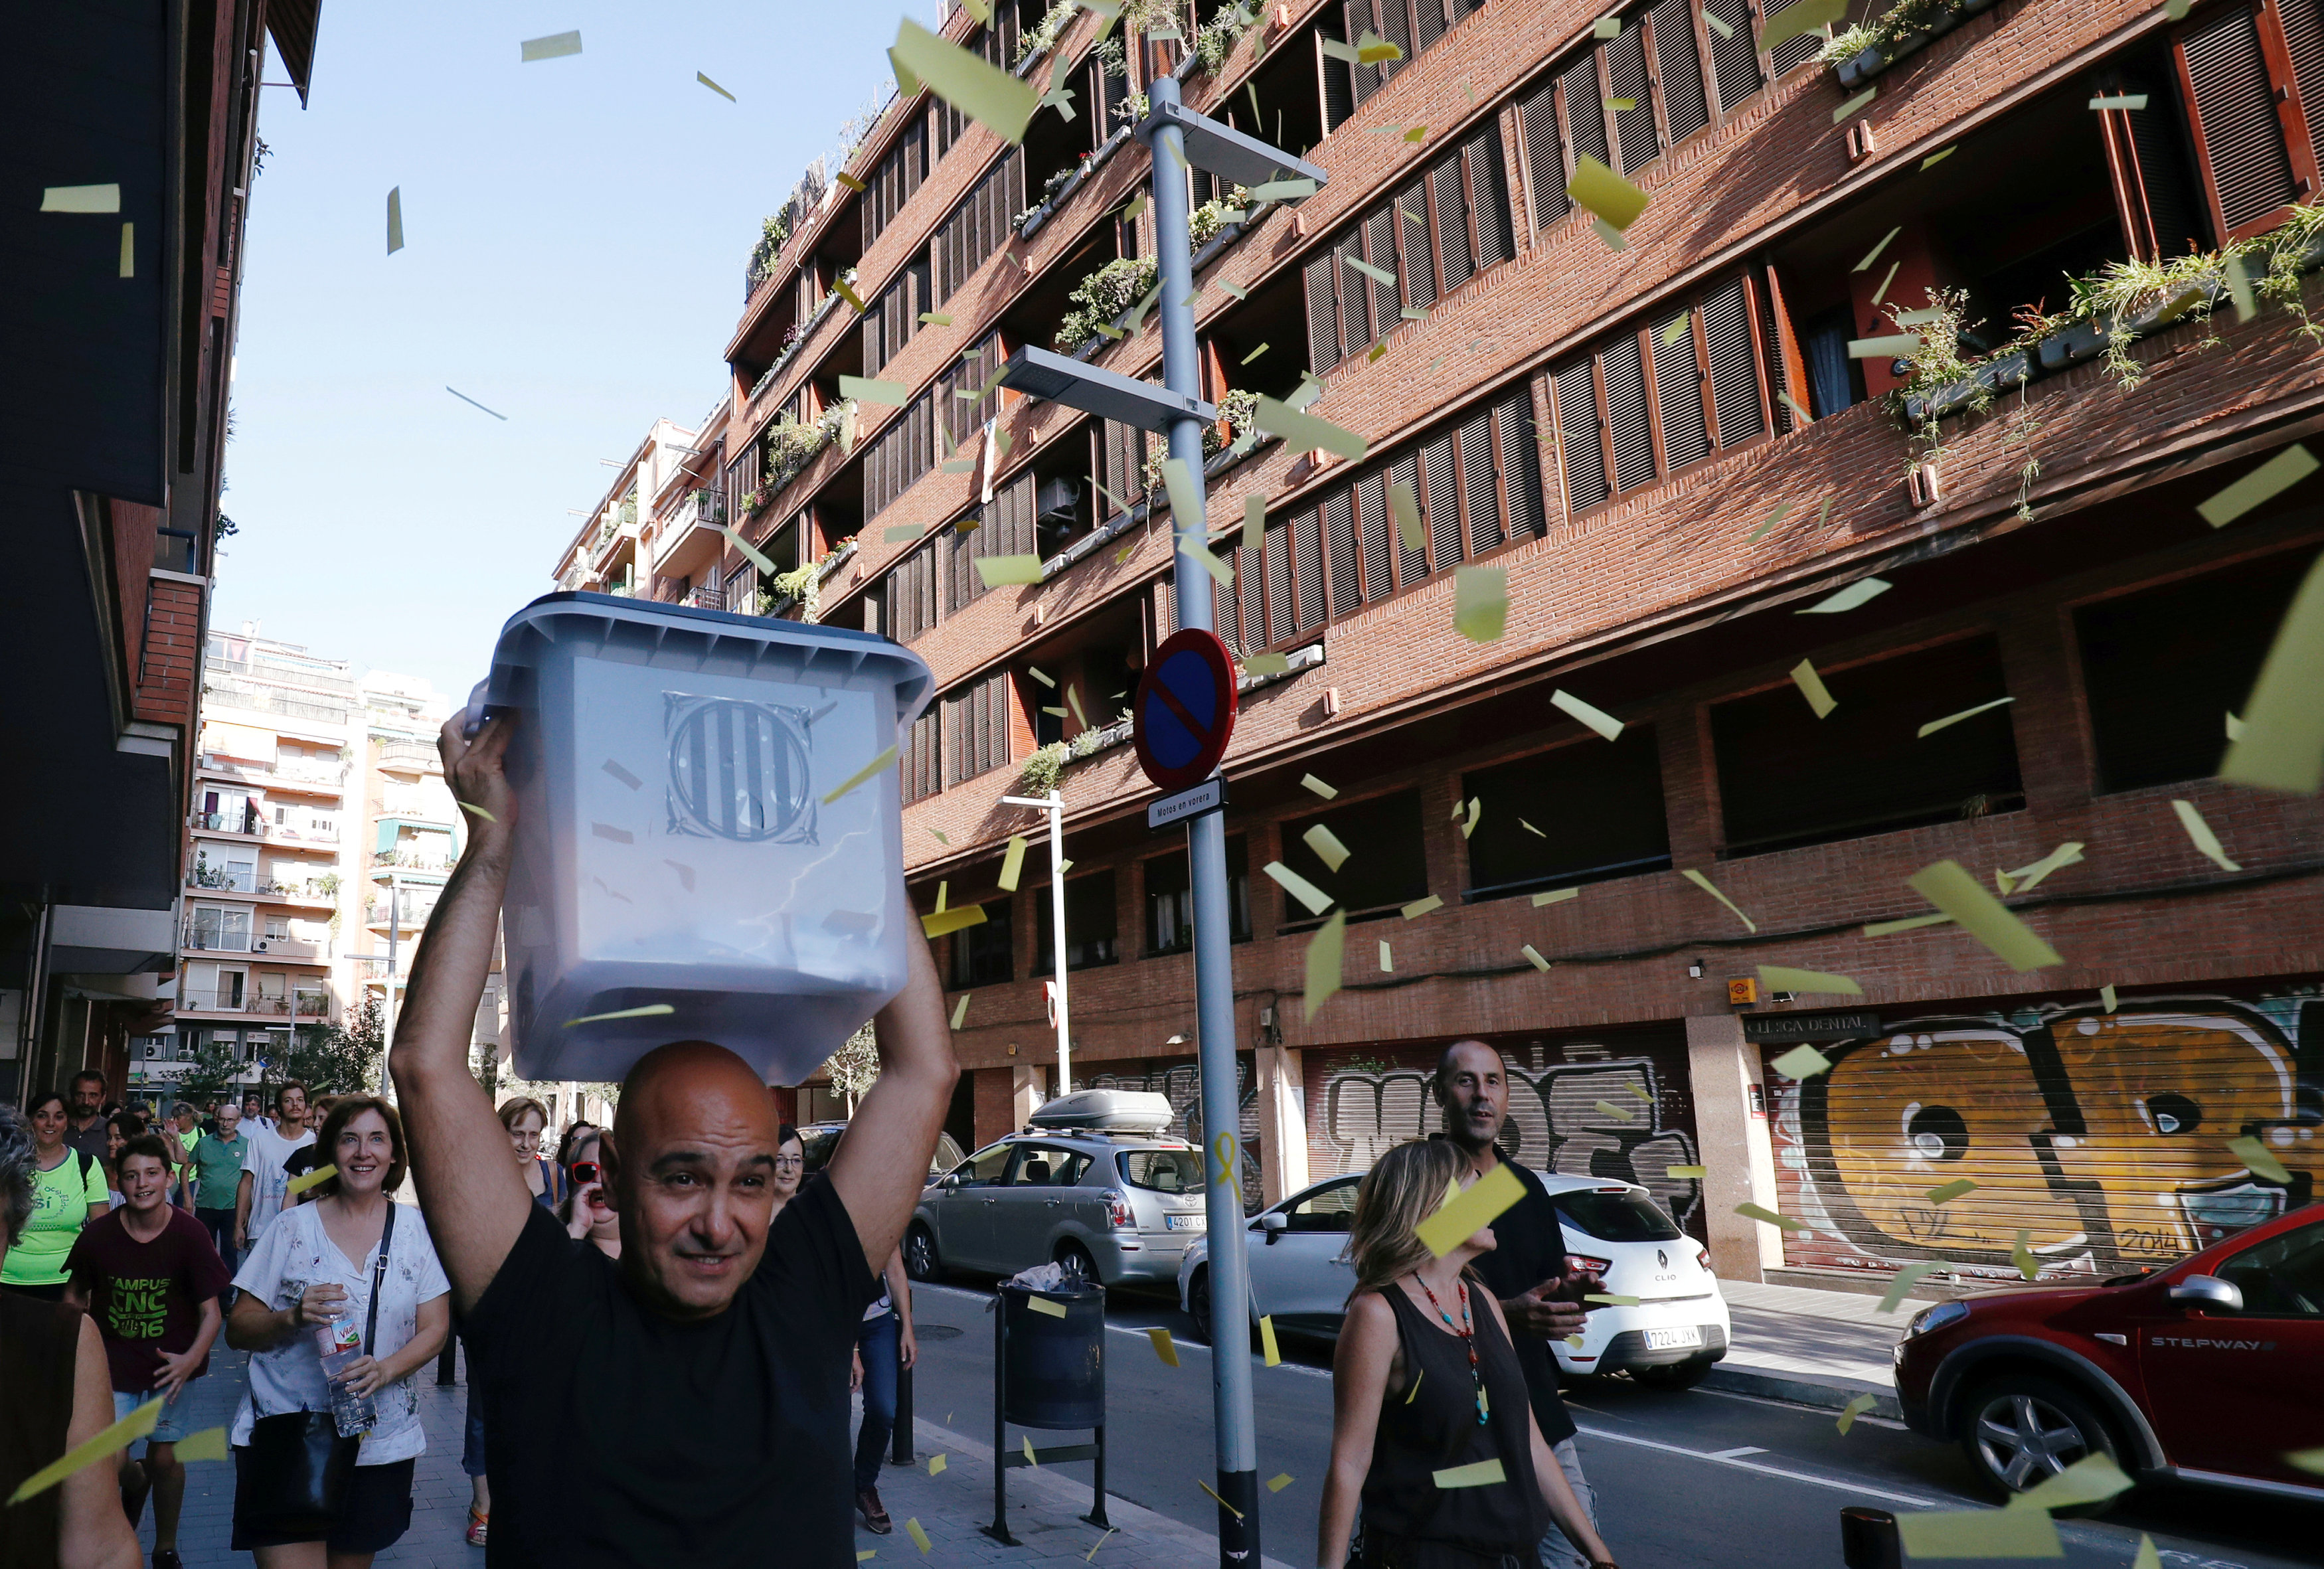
481, 592, 934, 1087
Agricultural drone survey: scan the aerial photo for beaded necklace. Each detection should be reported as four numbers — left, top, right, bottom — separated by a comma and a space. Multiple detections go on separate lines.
1412, 1273, 1488, 1425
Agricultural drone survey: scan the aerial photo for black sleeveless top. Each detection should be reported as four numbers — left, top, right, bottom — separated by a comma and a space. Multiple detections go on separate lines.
0, 1292, 84, 1569
1359, 1279, 1548, 1555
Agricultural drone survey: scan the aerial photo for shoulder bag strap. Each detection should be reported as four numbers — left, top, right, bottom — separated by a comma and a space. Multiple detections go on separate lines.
364, 1203, 396, 1355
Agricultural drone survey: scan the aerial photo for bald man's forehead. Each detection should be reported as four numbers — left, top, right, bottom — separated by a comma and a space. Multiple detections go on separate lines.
623, 1043, 781, 1143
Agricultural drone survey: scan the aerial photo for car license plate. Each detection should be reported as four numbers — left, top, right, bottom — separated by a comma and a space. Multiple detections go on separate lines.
1166, 1214, 1205, 1231
1643, 1326, 1702, 1350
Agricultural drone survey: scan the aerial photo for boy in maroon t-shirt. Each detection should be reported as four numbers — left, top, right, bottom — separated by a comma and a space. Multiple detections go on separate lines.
66, 1134, 231, 1569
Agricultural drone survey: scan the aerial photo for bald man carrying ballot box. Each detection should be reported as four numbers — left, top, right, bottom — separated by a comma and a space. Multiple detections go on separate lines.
388, 711, 959, 1568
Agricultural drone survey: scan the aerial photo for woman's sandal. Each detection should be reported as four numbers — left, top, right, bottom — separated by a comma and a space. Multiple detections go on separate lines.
467, 1507, 489, 1547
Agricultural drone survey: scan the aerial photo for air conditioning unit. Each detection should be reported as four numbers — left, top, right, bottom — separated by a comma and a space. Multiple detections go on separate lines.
1034, 473, 1082, 531
254, 941, 269, 952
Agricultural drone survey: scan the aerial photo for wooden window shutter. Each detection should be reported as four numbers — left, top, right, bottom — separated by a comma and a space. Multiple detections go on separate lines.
2097, 82, 2205, 262
1378, 0, 1415, 84
1467, 125, 1515, 268
1519, 82, 1570, 231
1363, 208, 1400, 331
1704, 0, 1762, 112
1264, 521, 1292, 645
1457, 414, 1499, 554
1651, 309, 1712, 468
1602, 337, 1655, 492
1554, 360, 1610, 511
2176, 4, 2310, 239
2284, 0, 2324, 169
1421, 437, 1461, 568
1345, 1, 1380, 106
1560, 54, 1611, 176
1325, 489, 1360, 612
1651, 0, 1711, 143
1395, 179, 1437, 308
1305, 252, 1343, 371
1319, 26, 1357, 132
1760, 265, 1814, 434
1432, 153, 1474, 291
1496, 389, 1546, 542
1335, 229, 1372, 347
1702, 278, 1764, 446
1293, 510, 1327, 631
1414, 0, 1448, 54
1358, 472, 1393, 601
1606, 23, 1661, 174
1392, 456, 1429, 584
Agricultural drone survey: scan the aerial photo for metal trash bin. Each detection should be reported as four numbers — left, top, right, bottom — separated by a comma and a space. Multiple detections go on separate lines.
984, 1283, 1109, 1544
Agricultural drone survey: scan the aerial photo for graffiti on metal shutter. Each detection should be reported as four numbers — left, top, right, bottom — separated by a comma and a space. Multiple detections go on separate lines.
1768, 993, 2322, 1283
663, 694, 822, 844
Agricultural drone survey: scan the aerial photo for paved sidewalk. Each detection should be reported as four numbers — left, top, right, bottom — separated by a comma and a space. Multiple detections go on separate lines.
131, 1344, 1268, 1569
1700, 1276, 1932, 1416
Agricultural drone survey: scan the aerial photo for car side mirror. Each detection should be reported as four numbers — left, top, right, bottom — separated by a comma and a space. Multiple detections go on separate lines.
2167, 1273, 2243, 1311
1260, 1212, 1288, 1244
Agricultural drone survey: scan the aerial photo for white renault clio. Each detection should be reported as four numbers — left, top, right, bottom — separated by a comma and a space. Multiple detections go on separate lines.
1180, 1167, 1731, 1388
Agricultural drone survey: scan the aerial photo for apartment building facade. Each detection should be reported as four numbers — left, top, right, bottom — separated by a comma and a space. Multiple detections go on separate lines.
3, 1, 321, 1104
552, 412, 734, 610
633, 0, 2324, 1292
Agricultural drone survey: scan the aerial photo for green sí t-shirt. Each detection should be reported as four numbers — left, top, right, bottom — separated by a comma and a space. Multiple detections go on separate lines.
189, 1132, 249, 1210
1, 1149, 111, 1287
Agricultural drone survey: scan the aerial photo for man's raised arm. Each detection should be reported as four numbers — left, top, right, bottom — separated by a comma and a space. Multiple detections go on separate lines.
827, 910, 959, 1272
390, 712, 533, 1314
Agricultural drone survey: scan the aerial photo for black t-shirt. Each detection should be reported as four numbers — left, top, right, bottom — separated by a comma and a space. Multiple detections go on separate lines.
464, 1178, 878, 1566
1456, 1149, 1578, 1447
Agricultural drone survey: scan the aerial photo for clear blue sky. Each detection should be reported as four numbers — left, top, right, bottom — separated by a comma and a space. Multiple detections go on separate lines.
217, 1, 928, 699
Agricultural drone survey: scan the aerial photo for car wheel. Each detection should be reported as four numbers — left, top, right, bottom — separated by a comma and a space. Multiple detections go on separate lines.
1957, 1375, 2123, 1508
1629, 1357, 1714, 1391
1187, 1267, 1212, 1344
1056, 1240, 1100, 1285
904, 1223, 942, 1283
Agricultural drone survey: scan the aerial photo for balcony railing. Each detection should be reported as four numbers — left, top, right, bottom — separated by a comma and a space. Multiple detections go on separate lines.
371, 849, 452, 872
252, 936, 322, 962
201, 679, 351, 725
181, 926, 252, 953
177, 990, 333, 1018
376, 741, 441, 772
191, 811, 260, 835
187, 867, 256, 892
679, 584, 726, 612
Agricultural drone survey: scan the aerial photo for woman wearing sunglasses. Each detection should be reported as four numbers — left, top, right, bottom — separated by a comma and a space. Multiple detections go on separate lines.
560, 1131, 619, 1260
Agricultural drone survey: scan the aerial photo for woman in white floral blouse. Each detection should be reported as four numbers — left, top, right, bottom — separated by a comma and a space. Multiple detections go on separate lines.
225, 1096, 450, 1568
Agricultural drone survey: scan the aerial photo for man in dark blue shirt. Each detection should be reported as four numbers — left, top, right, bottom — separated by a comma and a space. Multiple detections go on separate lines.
1434, 1040, 1609, 1569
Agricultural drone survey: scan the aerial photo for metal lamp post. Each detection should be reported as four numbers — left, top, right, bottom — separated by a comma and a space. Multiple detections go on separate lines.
998, 787, 1072, 1096
995, 69, 1325, 1567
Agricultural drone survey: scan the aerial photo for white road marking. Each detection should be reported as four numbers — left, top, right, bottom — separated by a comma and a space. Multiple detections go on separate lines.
1708, 1445, 1768, 1458
1571, 1424, 1948, 1509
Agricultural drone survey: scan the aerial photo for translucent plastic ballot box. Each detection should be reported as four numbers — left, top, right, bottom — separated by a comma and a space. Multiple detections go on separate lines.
481, 592, 934, 1086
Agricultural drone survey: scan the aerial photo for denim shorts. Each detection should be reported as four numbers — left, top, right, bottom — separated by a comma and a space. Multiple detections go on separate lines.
112, 1386, 195, 1445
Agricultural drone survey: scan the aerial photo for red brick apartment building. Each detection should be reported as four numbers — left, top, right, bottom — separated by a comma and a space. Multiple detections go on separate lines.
3, 1, 313, 1104
616, 0, 2324, 1291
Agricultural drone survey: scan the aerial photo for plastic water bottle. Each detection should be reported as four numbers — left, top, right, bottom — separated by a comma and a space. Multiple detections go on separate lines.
315, 1312, 376, 1437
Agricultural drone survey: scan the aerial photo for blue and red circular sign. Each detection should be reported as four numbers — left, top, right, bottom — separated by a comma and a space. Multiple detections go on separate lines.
1133, 629, 1238, 792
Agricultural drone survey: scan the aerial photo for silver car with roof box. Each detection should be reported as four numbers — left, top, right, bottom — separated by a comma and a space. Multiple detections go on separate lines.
904, 1090, 1208, 1288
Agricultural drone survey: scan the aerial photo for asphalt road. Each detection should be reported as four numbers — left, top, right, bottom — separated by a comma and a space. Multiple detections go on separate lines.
897, 1280, 2317, 1569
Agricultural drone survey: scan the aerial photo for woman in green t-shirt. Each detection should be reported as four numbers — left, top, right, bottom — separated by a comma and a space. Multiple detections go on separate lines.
0, 1090, 112, 1299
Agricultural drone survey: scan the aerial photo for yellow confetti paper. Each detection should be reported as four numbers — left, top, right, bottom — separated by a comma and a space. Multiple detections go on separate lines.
1704, 9, 1734, 38
697, 71, 737, 102
1026, 1295, 1067, 1319
284, 1163, 339, 1198
1531, 888, 1576, 907
1921, 145, 1955, 169
1566, 156, 1648, 230
173, 1426, 229, 1462
457, 801, 497, 822
1455, 566, 1508, 641
1550, 689, 1624, 741
823, 746, 898, 803
2005, 842, 2085, 892
1833, 86, 1877, 122
1926, 1178, 1977, 1204
1402, 894, 1444, 918
1417, 1163, 1526, 1257
1304, 909, 1347, 1021
1789, 659, 1837, 718
1303, 823, 1352, 872
1406, 1368, 1424, 1402
721, 524, 779, 577
928, 1453, 947, 1475
1267, 1473, 1293, 1493
2198, 443, 2317, 527
1737, 1202, 1803, 1231
839, 375, 909, 406
950, 994, 971, 1030
563, 1003, 676, 1028
42, 183, 121, 212
921, 906, 988, 938
1918, 696, 2015, 738
1878, 1260, 1949, 1313
2228, 1134, 2293, 1184
892, 19, 1040, 143
2013, 1227, 2040, 1281
1895, 1497, 2060, 1546
1799, 578, 1890, 615
1768, 1044, 1835, 1080
1378, 940, 1393, 971
2285, 1447, 2324, 1475
7, 1397, 161, 1503
1682, 868, 1757, 932
1836, 1394, 1876, 1435
1256, 396, 1367, 459
1908, 860, 2061, 970
1244, 652, 1290, 676
1197, 1479, 1246, 1519
2220, 548, 2324, 793
1759, 0, 1846, 52
906, 1518, 932, 1554
1583, 1292, 1640, 1306
1301, 774, 1338, 798
1147, 1326, 1180, 1366
2100, 983, 2119, 1013
1024, 1434, 1041, 1466
2170, 799, 2241, 871
975, 554, 1044, 587
1432, 1457, 1509, 1489
1854, 226, 1901, 274
1264, 860, 1333, 916
1760, 967, 1863, 999
1667, 1165, 1708, 1178
2016, 1453, 2133, 1512
997, 836, 1030, 892
1260, 1315, 1281, 1365
1863, 912, 1953, 936
1519, 944, 1552, 972
521, 31, 582, 61
1594, 1100, 1634, 1121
